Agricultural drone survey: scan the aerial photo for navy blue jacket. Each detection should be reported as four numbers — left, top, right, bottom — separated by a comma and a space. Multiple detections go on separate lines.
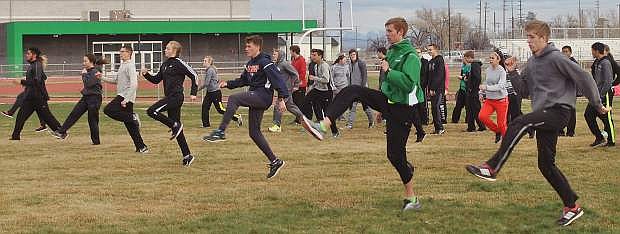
227, 52, 289, 104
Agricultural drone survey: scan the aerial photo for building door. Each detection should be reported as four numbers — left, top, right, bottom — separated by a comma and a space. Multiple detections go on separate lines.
93, 41, 162, 74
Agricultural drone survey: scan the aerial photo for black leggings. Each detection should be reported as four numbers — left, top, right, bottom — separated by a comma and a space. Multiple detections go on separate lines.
201, 90, 238, 126
147, 94, 191, 156
306, 89, 339, 134
59, 95, 102, 144
486, 105, 578, 207
584, 94, 615, 143
8, 91, 46, 126
326, 85, 420, 184
104, 95, 146, 150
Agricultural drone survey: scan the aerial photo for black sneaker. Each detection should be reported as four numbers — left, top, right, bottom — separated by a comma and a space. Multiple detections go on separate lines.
402, 198, 422, 211
557, 205, 584, 226
203, 129, 226, 142
9, 136, 20, 141
415, 133, 426, 143
495, 133, 502, 144
137, 146, 150, 154
477, 127, 487, 132
202, 124, 211, 128
170, 122, 183, 140
182, 154, 195, 167
589, 138, 606, 147
465, 163, 496, 181
51, 130, 68, 140
432, 129, 445, 135
34, 125, 48, 132
301, 115, 325, 141
267, 158, 285, 179
605, 142, 616, 147
1, 111, 14, 118
368, 122, 375, 128
558, 131, 566, 137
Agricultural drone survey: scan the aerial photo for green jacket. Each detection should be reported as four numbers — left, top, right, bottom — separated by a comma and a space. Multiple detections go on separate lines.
381, 39, 424, 105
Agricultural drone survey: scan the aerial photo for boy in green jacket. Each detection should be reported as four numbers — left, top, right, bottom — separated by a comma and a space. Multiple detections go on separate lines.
301, 17, 425, 211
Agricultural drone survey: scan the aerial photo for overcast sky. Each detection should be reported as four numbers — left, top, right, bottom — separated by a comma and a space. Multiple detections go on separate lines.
251, 0, 620, 34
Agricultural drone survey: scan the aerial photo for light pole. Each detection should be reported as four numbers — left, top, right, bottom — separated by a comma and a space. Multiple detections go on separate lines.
448, 0, 451, 54
338, 1, 343, 53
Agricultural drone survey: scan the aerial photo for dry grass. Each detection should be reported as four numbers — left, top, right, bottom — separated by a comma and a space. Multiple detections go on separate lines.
0, 96, 618, 233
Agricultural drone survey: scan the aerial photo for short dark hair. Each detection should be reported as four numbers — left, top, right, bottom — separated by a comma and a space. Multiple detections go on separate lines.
85, 54, 109, 65
27, 47, 42, 58
464, 51, 475, 59
121, 45, 133, 53
290, 45, 300, 54
377, 47, 387, 55
384, 17, 409, 36
311, 48, 324, 58
562, 45, 572, 53
245, 35, 263, 49
592, 42, 606, 54
348, 49, 357, 55
428, 44, 440, 50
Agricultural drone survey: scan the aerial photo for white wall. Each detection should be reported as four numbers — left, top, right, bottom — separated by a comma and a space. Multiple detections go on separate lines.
492, 38, 620, 62
0, 0, 250, 22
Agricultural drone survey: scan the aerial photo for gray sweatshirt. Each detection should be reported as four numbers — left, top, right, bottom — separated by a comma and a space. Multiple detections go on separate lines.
331, 63, 349, 90
510, 43, 603, 111
482, 66, 508, 99
310, 61, 333, 91
591, 57, 614, 98
198, 66, 219, 93
101, 60, 137, 103
349, 60, 368, 87
274, 52, 300, 93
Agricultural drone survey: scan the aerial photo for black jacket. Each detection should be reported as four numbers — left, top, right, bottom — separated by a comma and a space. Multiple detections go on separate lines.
227, 52, 289, 104
466, 61, 482, 96
420, 58, 429, 89
21, 60, 49, 101
428, 55, 446, 92
145, 57, 198, 97
81, 67, 102, 96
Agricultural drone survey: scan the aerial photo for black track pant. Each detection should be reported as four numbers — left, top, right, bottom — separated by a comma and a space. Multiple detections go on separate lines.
59, 95, 102, 144
104, 95, 146, 150
325, 85, 420, 184
584, 94, 615, 144
451, 89, 467, 123
218, 91, 278, 162
11, 98, 61, 139
147, 94, 191, 156
305, 89, 339, 134
486, 104, 579, 207
294, 87, 312, 120
7, 91, 46, 126
430, 92, 445, 131
201, 90, 238, 127
465, 94, 485, 131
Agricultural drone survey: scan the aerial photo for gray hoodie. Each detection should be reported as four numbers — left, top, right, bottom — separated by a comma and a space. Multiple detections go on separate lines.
510, 43, 603, 111
591, 57, 614, 98
482, 66, 508, 99
274, 50, 300, 93
101, 60, 137, 103
331, 63, 349, 90
348, 59, 368, 87
198, 66, 219, 93
310, 61, 333, 91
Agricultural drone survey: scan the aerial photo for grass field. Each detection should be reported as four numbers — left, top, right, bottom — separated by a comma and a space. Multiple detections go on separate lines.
0, 96, 619, 233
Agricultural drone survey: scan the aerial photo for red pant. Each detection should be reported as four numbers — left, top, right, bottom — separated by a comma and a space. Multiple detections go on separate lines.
479, 97, 509, 136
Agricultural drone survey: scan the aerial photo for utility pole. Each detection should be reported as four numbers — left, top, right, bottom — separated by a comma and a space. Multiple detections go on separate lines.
354, 26, 359, 50
458, 12, 463, 46
519, 0, 523, 27
511, 0, 515, 39
484, 2, 488, 39
618, 3, 620, 28
595, 0, 600, 22
9, 0, 12, 22
322, 0, 326, 53
479, 0, 483, 33
578, 0, 582, 28
503, 0, 507, 39
338, 1, 343, 53
448, 0, 451, 54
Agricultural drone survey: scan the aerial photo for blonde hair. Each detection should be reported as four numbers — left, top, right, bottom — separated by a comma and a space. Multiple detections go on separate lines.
167, 41, 182, 57
204, 56, 217, 72
524, 20, 551, 40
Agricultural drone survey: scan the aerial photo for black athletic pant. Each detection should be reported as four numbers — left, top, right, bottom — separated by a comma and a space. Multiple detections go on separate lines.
306, 89, 339, 134
294, 87, 312, 120
465, 94, 485, 131
485, 104, 578, 207
560, 110, 576, 136
325, 86, 419, 184
201, 90, 238, 127
584, 94, 615, 143
218, 91, 277, 162
11, 98, 61, 139
418, 98, 429, 125
430, 92, 445, 131
59, 95, 102, 144
8, 91, 46, 126
441, 92, 448, 124
147, 94, 191, 156
451, 89, 467, 123
104, 95, 146, 150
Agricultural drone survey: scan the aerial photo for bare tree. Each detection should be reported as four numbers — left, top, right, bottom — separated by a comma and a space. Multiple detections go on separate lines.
366, 36, 388, 53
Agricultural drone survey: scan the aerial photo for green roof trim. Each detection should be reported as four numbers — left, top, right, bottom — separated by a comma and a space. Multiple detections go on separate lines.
5, 20, 318, 74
